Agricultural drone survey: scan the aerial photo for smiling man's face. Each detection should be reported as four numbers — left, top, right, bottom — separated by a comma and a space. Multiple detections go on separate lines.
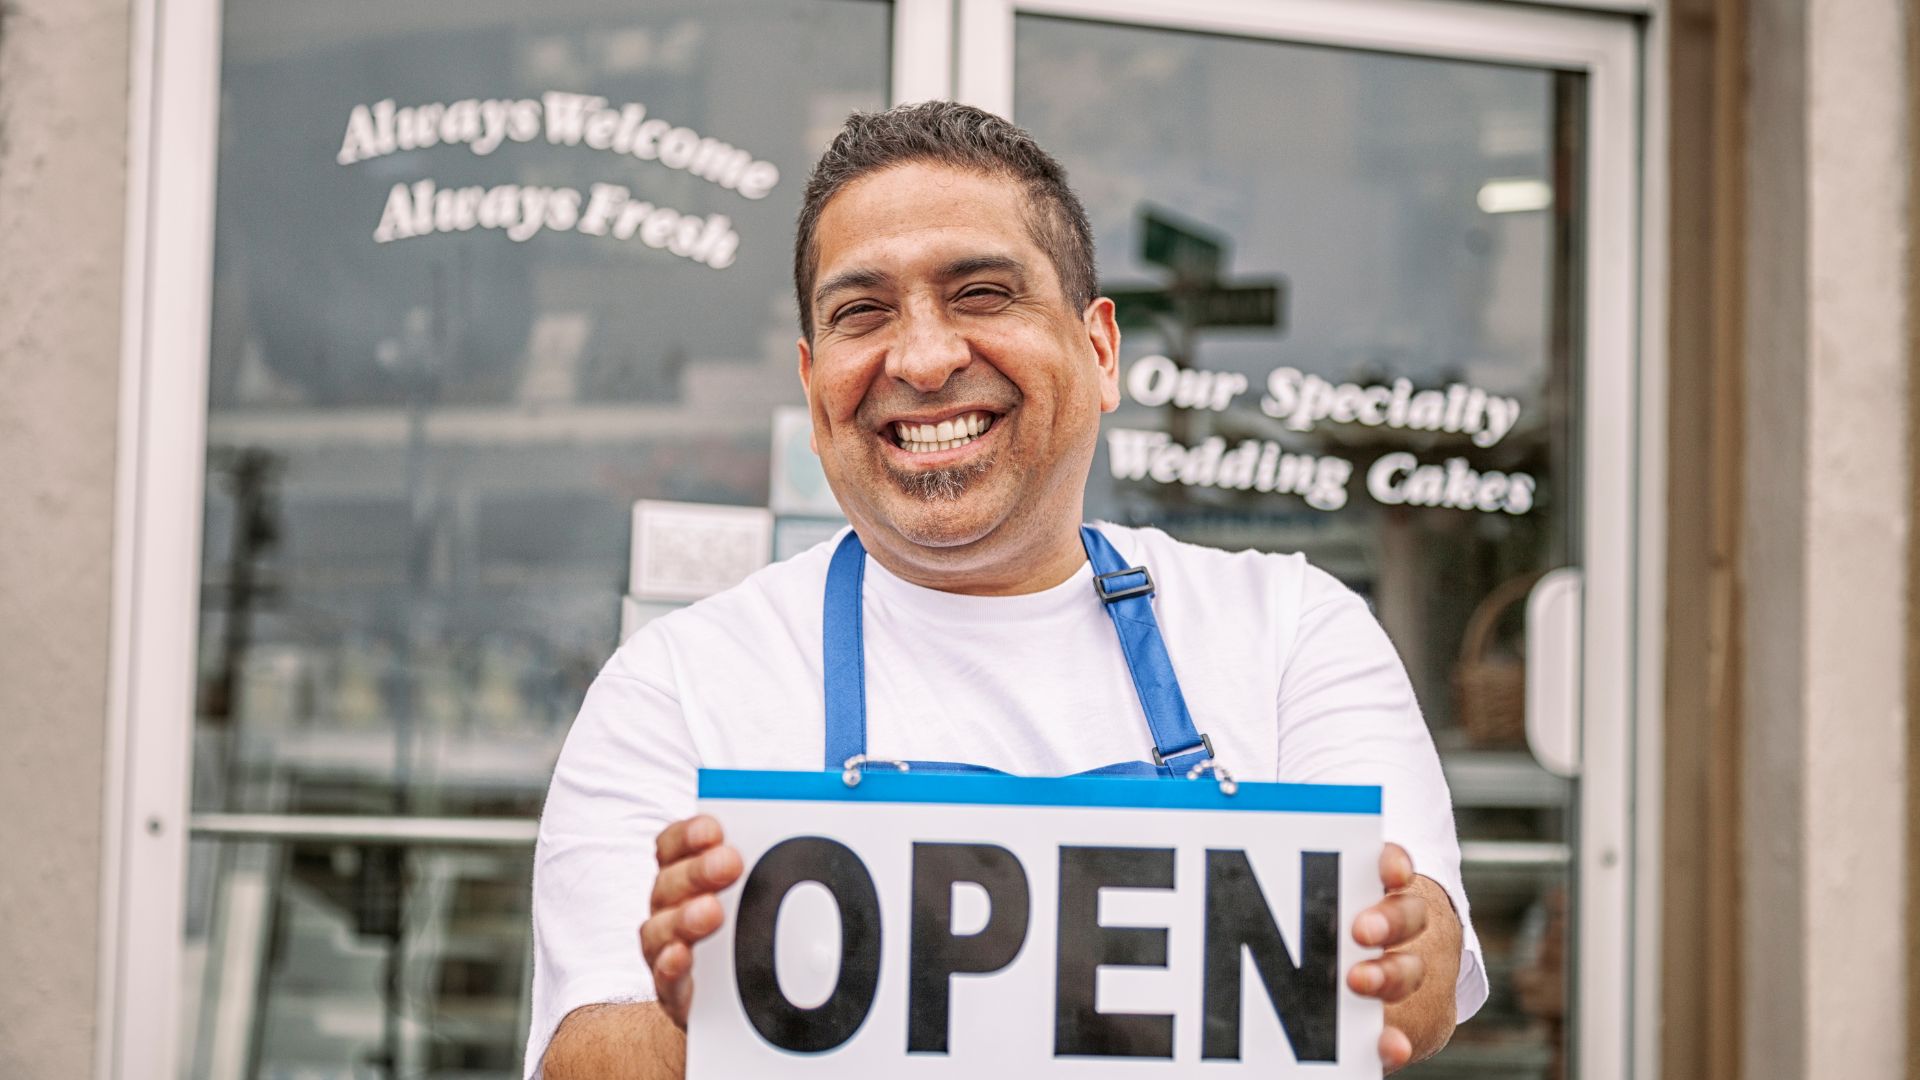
797, 161, 1120, 590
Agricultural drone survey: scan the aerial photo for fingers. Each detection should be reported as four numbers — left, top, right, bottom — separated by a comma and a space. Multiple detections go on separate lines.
654, 942, 695, 1028
1353, 892, 1428, 949
1348, 951, 1426, 1003
1378, 842, 1415, 892
656, 814, 725, 867
650, 843, 744, 910
641, 815, 737, 1031
1379, 1025, 1415, 1073
640, 893, 727, 963
654, 938, 693, 982
641, 894, 726, 1029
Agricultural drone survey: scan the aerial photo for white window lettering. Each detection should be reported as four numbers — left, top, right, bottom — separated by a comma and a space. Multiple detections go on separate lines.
338, 104, 382, 165
1367, 452, 1417, 506
1127, 354, 1179, 408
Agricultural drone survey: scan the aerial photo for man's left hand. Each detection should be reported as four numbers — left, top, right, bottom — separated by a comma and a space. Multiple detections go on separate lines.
1347, 842, 1460, 1072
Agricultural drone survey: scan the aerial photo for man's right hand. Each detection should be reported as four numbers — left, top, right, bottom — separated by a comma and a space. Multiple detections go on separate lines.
639, 814, 744, 1029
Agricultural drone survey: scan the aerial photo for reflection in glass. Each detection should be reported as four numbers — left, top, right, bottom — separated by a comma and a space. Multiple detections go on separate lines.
1014, 16, 1582, 1078
193, 0, 890, 822
182, 838, 537, 1078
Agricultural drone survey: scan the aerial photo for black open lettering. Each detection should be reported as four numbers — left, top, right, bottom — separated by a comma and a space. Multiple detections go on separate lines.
907, 842, 1031, 1053
1053, 845, 1175, 1058
1201, 849, 1340, 1062
733, 836, 881, 1053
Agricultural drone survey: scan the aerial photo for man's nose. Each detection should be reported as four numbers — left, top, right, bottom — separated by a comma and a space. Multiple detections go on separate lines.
885, 309, 972, 393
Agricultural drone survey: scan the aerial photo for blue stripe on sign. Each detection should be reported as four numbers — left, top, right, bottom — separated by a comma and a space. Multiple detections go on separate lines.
697, 769, 1381, 815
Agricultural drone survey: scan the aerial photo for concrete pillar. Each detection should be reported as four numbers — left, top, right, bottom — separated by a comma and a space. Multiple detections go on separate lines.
0, 0, 132, 1076
1741, 0, 1912, 1075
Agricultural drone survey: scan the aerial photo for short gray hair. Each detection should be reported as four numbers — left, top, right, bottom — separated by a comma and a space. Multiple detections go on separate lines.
793, 101, 1097, 340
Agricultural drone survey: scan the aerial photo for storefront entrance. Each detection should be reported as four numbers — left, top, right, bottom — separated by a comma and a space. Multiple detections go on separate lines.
107, 1, 1650, 1076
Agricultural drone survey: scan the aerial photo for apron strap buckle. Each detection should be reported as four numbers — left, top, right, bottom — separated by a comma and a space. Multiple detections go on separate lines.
1149, 732, 1212, 767
1093, 565, 1155, 603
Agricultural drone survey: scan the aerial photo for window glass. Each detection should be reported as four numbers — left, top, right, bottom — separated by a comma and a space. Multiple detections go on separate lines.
183, 3, 890, 1073
1014, 16, 1582, 1077
194, 0, 889, 820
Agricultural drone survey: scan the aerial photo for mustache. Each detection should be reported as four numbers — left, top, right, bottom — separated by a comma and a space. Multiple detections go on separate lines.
854, 369, 1022, 428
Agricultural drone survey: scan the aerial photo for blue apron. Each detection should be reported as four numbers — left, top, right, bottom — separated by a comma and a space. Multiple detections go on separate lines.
822, 525, 1216, 779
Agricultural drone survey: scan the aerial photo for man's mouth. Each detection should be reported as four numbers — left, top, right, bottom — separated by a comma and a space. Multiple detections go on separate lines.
889, 410, 998, 454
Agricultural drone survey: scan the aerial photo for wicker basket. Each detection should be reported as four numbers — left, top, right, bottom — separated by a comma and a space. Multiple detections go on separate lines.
1452, 572, 1545, 747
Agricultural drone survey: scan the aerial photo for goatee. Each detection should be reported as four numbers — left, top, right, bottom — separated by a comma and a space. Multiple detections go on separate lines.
888, 453, 995, 501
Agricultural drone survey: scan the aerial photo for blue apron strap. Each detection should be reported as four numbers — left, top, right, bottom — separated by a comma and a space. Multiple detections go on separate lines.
822, 530, 868, 770
1079, 526, 1213, 776
824, 525, 1212, 778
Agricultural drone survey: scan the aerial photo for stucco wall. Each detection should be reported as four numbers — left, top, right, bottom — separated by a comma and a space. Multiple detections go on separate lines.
1742, 0, 1913, 1075
0, 0, 131, 1076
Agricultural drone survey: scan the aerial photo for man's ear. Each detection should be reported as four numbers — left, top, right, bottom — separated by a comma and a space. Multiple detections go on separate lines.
795, 336, 818, 453
1084, 297, 1122, 413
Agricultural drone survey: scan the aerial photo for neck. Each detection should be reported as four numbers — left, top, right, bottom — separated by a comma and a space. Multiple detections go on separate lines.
860, 520, 1089, 596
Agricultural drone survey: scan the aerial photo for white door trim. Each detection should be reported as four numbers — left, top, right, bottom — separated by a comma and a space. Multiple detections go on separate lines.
895, 0, 958, 104
957, 4, 1652, 1078
103, 0, 225, 1075
1633, 12, 1670, 1080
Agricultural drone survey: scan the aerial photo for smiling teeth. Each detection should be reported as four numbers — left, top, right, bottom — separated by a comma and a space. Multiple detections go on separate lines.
895, 412, 992, 453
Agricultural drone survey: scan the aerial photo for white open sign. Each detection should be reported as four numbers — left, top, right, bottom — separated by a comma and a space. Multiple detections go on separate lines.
687, 770, 1385, 1077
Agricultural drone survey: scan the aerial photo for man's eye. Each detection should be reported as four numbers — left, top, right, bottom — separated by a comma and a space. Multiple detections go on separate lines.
958, 286, 1008, 304
833, 303, 882, 322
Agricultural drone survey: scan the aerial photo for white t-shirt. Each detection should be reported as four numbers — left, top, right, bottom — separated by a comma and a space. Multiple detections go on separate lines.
526, 524, 1488, 1076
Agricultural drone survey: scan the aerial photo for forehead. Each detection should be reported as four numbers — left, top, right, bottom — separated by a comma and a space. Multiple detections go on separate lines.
812, 162, 1041, 275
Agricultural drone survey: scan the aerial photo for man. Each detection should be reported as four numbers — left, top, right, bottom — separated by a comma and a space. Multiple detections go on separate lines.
528, 101, 1486, 1079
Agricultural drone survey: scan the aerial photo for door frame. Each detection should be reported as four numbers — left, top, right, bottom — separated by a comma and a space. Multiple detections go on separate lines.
951, 2, 1655, 1078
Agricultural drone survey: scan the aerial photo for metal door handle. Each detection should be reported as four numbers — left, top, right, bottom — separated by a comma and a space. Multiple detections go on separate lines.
1525, 568, 1582, 778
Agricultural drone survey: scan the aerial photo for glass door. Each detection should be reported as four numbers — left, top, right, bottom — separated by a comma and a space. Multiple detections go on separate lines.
160, 1, 904, 1075
960, 2, 1641, 1077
